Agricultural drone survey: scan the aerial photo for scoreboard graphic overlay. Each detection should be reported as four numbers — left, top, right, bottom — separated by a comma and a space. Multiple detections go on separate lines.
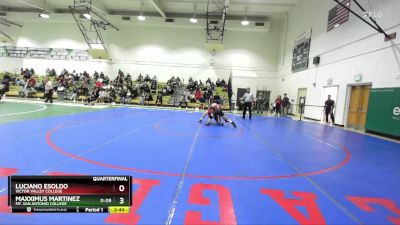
8, 176, 132, 213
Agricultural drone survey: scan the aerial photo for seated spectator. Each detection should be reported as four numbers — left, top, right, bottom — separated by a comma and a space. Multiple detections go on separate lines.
151, 78, 157, 90
94, 71, 100, 80
125, 74, 132, 87
125, 73, 132, 81
79, 81, 89, 97
73, 72, 80, 82
95, 79, 104, 89
145, 92, 153, 102
82, 70, 89, 78
84, 89, 100, 105
189, 92, 196, 103
104, 75, 110, 85
139, 92, 145, 105
136, 73, 143, 83
179, 90, 189, 108
43, 79, 53, 103
50, 68, 57, 76
69, 85, 78, 102
60, 68, 67, 76
144, 74, 151, 82
46, 68, 51, 76
156, 91, 163, 106
22, 68, 32, 81
27, 76, 37, 88
57, 83, 67, 102
211, 82, 215, 92
216, 78, 221, 87
0, 75, 10, 101
195, 89, 202, 100
220, 79, 226, 86
199, 95, 206, 109
118, 88, 127, 104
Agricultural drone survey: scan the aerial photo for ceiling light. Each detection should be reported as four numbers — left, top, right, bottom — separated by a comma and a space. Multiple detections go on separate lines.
241, 20, 250, 26
138, 1, 146, 21
190, 3, 198, 24
90, 43, 104, 49
190, 17, 198, 23
39, 13, 49, 19
83, 13, 91, 20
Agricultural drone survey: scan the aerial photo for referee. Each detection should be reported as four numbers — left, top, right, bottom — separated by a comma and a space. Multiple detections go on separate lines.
241, 88, 255, 119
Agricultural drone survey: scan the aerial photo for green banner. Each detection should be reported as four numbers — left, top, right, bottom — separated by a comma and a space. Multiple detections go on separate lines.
366, 88, 400, 137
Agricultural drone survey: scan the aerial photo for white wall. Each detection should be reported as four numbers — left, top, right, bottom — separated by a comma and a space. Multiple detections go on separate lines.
276, 0, 400, 125
0, 15, 282, 95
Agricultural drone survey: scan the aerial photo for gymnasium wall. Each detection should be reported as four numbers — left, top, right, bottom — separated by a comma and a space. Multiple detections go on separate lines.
0, 14, 282, 92
275, 0, 400, 125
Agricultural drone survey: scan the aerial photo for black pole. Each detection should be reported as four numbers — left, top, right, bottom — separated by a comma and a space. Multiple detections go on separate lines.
352, 0, 391, 39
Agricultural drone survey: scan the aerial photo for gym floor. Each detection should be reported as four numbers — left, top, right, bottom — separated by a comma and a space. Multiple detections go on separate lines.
0, 100, 399, 225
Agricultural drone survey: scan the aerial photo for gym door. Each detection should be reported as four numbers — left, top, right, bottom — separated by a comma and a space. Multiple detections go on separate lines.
347, 85, 371, 130
296, 88, 307, 115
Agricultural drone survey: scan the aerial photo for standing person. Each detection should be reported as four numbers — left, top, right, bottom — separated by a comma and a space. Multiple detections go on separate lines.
241, 88, 255, 119
156, 91, 163, 106
282, 93, 291, 117
0, 75, 10, 101
324, 95, 335, 125
44, 79, 54, 103
256, 93, 266, 114
274, 95, 283, 117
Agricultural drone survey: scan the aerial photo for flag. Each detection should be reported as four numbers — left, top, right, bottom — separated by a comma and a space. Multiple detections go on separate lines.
327, 0, 351, 32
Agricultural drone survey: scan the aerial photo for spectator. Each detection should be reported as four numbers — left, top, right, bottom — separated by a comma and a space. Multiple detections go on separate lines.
0, 75, 10, 101
180, 90, 189, 108
50, 68, 56, 76
324, 95, 335, 125
156, 91, 163, 106
282, 93, 291, 117
195, 89, 202, 100
136, 73, 143, 83
95, 79, 104, 89
27, 76, 37, 88
256, 93, 266, 114
69, 85, 78, 102
216, 78, 221, 87
220, 79, 226, 86
144, 74, 151, 82
22, 68, 32, 81
46, 68, 51, 76
44, 79, 54, 103
274, 95, 283, 117
57, 83, 66, 102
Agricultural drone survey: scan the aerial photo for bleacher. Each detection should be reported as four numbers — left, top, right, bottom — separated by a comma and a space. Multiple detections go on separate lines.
0, 73, 230, 110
